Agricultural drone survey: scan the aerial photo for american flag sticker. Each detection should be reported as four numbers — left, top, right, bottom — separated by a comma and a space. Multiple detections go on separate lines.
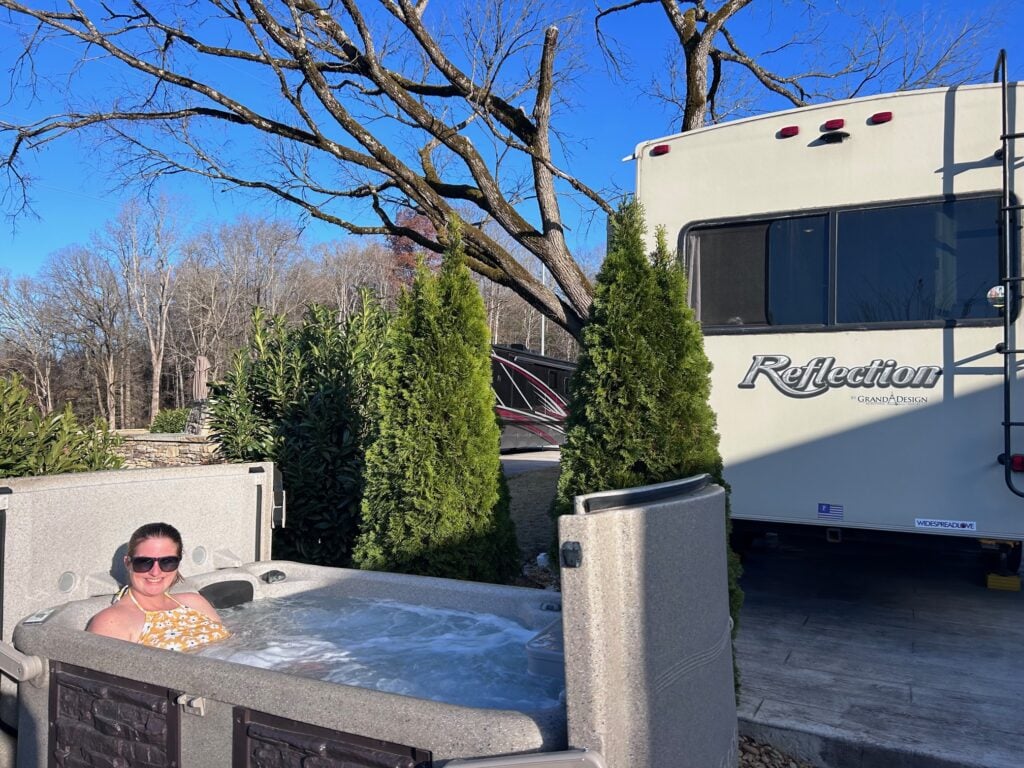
817, 503, 844, 521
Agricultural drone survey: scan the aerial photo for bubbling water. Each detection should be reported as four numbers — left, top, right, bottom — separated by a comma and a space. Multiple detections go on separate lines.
197, 594, 565, 711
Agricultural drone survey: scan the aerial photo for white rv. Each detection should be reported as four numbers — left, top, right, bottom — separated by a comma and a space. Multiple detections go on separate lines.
633, 55, 1023, 569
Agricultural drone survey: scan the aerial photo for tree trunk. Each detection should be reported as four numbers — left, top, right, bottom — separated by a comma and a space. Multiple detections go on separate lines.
106, 356, 118, 430
150, 350, 162, 424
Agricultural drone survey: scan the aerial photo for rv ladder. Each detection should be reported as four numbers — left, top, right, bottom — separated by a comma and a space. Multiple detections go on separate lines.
993, 50, 1024, 497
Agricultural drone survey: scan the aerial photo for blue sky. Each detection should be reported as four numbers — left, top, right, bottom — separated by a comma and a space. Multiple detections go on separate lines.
1, 0, 1022, 278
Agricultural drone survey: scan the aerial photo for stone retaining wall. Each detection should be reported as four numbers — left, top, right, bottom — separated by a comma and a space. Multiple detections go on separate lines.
115, 431, 223, 468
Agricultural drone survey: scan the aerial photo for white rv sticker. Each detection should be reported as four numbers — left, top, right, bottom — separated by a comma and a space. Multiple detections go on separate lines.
914, 518, 977, 532
739, 355, 942, 398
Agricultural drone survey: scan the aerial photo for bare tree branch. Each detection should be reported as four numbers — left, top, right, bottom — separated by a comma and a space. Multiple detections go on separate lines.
0, 0, 602, 337
596, 0, 998, 132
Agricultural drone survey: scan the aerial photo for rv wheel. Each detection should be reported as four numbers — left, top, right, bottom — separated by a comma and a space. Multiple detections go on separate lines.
985, 542, 1023, 575
1006, 542, 1023, 575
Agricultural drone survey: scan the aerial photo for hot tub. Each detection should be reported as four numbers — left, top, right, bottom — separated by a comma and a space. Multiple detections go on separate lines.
15, 563, 571, 766
1, 464, 737, 768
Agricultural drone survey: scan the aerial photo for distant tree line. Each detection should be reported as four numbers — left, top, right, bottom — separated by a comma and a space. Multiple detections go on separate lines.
0, 197, 584, 429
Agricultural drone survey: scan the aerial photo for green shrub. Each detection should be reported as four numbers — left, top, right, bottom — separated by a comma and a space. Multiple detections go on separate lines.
149, 407, 189, 433
0, 374, 123, 478
354, 222, 519, 583
208, 304, 384, 566
552, 200, 743, 687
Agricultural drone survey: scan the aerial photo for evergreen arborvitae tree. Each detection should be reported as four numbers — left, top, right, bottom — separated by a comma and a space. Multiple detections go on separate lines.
354, 221, 518, 583
553, 199, 743, 683
345, 289, 394, 460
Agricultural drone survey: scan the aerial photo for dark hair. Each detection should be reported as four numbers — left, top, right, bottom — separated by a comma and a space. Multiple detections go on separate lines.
127, 522, 184, 558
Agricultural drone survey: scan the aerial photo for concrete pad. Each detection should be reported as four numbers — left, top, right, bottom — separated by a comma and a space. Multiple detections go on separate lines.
735, 530, 1023, 768
502, 450, 561, 476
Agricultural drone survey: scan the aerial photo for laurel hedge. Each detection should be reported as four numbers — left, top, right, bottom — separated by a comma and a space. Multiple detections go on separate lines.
0, 373, 122, 478
208, 302, 388, 566
149, 407, 189, 433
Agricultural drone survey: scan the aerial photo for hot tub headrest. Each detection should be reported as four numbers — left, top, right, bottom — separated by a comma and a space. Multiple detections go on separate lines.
200, 580, 255, 610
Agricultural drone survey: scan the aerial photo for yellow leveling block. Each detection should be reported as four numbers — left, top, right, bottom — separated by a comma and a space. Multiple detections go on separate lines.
986, 573, 1021, 591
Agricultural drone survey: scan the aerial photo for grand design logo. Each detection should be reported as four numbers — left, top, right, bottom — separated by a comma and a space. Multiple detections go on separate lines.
738, 355, 942, 398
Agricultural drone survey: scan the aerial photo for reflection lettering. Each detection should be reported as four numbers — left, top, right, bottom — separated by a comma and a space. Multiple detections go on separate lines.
738, 355, 942, 398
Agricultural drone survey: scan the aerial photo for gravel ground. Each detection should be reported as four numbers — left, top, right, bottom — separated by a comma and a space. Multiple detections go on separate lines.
504, 462, 820, 768
738, 737, 816, 768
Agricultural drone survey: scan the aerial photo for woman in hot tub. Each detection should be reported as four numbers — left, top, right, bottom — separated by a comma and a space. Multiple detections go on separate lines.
87, 522, 231, 651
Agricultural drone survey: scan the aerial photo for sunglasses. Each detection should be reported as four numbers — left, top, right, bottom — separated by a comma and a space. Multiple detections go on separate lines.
128, 555, 182, 573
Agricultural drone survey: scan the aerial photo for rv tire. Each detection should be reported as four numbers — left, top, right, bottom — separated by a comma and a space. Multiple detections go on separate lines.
1006, 542, 1022, 575
984, 541, 1022, 575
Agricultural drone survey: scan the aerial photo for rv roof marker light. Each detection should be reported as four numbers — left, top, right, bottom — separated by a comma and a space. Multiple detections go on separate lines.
870, 111, 893, 124
999, 453, 1024, 472
779, 125, 800, 138
823, 118, 845, 131
651, 144, 671, 156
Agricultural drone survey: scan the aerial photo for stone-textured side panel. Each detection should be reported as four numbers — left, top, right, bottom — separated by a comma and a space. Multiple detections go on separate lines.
50, 662, 180, 768
233, 708, 432, 768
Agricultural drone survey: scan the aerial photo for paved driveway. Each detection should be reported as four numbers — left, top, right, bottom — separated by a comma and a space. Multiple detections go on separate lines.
736, 530, 1023, 768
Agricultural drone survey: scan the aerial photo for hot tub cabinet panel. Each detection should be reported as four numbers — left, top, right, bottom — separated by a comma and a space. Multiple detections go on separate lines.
50, 663, 181, 768
233, 709, 432, 768
45, 663, 438, 768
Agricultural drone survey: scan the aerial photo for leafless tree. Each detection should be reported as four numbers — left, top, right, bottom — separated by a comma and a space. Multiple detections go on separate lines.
40, 246, 128, 427
221, 216, 309, 318
168, 273, 227, 389
98, 197, 179, 424
595, 1, 999, 132
169, 215, 311, 381
171, 242, 245, 383
0, 0, 604, 337
0, 269, 60, 412
0, 0, 999, 346
310, 239, 402, 314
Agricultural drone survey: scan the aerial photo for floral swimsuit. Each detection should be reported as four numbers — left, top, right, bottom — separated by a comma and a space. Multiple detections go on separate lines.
127, 590, 231, 651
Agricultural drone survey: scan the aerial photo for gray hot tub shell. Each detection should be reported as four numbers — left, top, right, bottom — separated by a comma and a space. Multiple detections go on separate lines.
0, 464, 737, 767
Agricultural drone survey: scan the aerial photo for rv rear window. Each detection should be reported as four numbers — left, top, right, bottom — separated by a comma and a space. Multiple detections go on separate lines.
685, 196, 1004, 329
836, 198, 1000, 323
684, 223, 768, 325
767, 216, 829, 325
